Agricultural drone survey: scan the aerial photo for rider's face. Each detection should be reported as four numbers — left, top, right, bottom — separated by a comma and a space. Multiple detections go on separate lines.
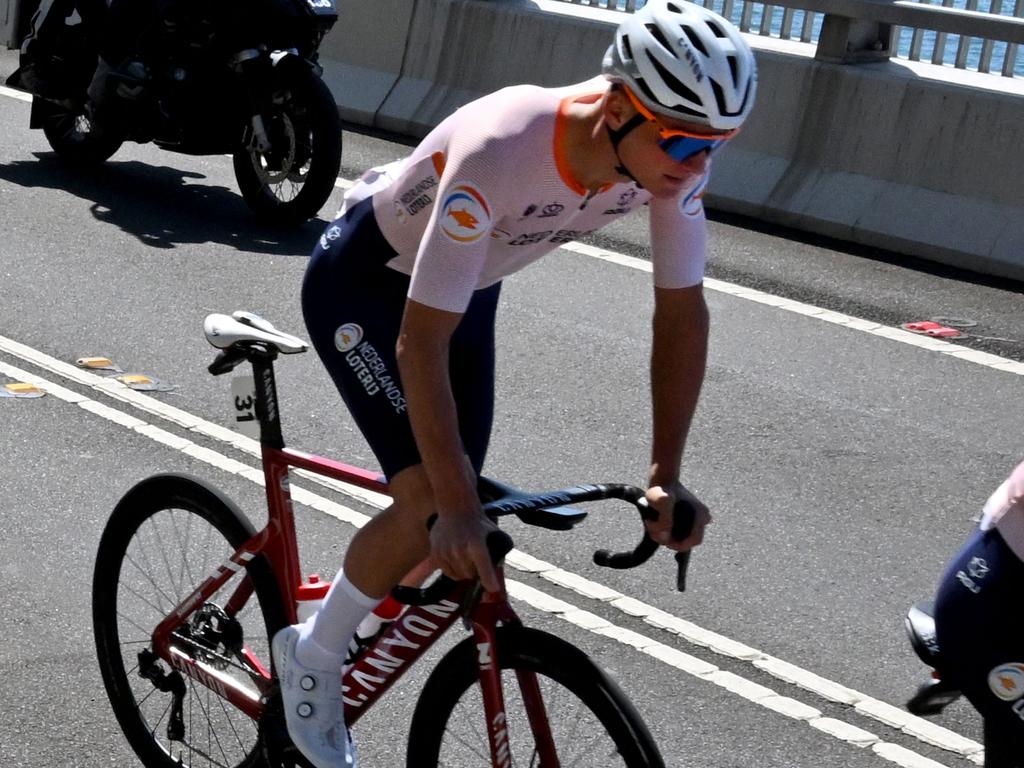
609, 88, 731, 199
624, 120, 714, 199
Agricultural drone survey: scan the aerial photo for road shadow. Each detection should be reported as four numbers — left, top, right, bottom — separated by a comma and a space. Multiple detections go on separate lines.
0, 152, 332, 256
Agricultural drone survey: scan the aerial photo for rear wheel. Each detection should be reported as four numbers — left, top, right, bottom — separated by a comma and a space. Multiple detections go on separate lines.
233, 67, 342, 227
407, 626, 665, 767
39, 98, 123, 165
93, 474, 287, 768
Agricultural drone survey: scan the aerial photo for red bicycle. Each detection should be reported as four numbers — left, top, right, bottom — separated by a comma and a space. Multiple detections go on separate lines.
92, 311, 694, 768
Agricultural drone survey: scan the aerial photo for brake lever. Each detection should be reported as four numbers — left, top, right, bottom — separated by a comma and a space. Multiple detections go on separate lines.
392, 526, 514, 607
671, 498, 697, 593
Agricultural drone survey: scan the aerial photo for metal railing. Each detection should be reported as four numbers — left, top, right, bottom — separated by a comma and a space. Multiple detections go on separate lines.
549, 0, 1024, 77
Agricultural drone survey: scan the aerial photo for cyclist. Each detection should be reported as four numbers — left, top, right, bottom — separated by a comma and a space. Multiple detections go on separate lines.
272, 2, 757, 765
934, 459, 1024, 760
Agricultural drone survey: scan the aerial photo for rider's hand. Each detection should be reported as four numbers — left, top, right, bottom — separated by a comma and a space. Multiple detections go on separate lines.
429, 511, 502, 593
644, 481, 711, 553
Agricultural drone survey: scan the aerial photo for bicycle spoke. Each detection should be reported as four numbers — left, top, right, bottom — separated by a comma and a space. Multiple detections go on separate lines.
146, 514, 183, 602
217, 684, 247, 753
119, 572, 173, 618
199, 677, 233, 767
126, 539, 179, 612
170, 506, 195, 593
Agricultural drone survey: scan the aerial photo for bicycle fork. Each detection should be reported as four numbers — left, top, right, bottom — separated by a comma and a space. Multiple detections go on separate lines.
473, 581, 561, 768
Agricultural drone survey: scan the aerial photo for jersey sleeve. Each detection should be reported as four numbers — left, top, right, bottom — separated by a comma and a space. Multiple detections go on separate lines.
647, 173, 709, 289
405, 133, 507, 314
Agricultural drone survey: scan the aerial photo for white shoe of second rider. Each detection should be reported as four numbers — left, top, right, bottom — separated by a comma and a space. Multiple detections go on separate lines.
272, 624, 357, 768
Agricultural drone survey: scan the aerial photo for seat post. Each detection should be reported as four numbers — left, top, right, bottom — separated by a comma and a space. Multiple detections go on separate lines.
250, 350, 284, 449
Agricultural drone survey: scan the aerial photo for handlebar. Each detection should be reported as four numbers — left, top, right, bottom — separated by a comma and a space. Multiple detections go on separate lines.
593, 496, 697, 592
392, 483, 699, 606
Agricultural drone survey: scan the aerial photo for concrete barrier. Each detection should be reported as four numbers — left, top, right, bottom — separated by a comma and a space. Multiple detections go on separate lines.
326, 0, 1024, 281
4, 0, 1021, 278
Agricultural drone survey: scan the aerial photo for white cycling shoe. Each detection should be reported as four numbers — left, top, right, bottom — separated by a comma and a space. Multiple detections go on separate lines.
272, 625, 358, 768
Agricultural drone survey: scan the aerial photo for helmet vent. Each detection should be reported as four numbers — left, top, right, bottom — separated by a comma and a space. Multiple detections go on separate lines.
645, 23, 674, 54
706, 20, 728, 38
621, 34, 634, 62
667, 2, 683, 12
710, 78, 736, 116
683, 26, 709, 57
635, 77, 660, 106
727, 54, 739, 85
646, 51, 702, 110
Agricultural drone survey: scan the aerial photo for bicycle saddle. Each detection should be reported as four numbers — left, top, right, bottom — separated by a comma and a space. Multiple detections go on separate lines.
204, 311, 308, 354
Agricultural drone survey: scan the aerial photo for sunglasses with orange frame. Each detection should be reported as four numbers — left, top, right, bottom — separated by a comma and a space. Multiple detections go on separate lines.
622, 86, 738, 162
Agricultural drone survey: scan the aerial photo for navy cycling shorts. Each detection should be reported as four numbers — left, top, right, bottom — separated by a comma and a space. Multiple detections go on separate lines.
301, 197, 501, 481
934, 526, 1024, 744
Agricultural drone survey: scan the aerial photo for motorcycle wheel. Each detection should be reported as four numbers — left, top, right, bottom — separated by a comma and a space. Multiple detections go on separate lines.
39, 100, 124, 165
232, 67, 342, 228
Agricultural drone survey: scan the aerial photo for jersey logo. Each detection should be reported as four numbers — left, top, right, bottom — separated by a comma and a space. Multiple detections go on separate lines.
334, 323, 363, 353
440, 184, 492, 244
988, 663, 1024, 701
680, 175, 709, 217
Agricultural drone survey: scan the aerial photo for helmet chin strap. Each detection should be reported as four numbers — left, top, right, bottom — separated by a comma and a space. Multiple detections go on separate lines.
605, 113, 648, 188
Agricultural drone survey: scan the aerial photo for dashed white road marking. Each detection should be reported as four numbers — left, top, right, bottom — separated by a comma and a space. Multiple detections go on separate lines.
0, 85, 32, 103
0, 334, 983, 766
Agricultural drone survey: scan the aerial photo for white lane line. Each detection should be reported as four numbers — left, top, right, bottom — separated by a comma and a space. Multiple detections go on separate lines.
0, 85, 32, 103
0, 356, 974, 767
2, 84, 1018, 378
0, 334, 983, 764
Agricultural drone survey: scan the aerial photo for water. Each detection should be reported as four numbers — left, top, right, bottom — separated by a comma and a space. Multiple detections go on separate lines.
617, 0, 1024, 76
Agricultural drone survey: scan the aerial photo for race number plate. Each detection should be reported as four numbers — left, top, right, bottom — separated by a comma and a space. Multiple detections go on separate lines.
231, 375, 260, 439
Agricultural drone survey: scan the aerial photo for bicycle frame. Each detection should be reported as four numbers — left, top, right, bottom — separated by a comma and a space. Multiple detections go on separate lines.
147, 349, 560, 766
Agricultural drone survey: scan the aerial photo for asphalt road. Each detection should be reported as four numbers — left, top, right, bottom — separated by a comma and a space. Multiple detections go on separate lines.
1, 58, 1023, 768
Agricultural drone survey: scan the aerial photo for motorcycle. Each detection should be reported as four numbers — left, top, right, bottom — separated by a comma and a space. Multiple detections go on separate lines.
7, 0, 343, 226
904, 601, 1020, 767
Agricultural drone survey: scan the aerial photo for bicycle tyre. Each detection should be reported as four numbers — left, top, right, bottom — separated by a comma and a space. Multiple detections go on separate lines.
406, 625, 665, 767
93, 473, 288, 768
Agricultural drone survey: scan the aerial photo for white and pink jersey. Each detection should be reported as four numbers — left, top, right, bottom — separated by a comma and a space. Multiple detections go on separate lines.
341, 77, 709, 313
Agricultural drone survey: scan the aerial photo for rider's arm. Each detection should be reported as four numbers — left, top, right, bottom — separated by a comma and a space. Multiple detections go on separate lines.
644, 182, 713, 551
649, 284, 709, 486
396, 299, 478, 514
396, 298, 501, 592
645, 284, 711, 552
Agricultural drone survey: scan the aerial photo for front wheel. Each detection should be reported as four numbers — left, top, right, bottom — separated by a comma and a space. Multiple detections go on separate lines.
233, 67, 342, 227
38, 98, 123, 165
407, 626, 665, 767
93, 473, 286, 768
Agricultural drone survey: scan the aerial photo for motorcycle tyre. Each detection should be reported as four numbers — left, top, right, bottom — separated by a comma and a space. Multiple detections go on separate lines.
39, 99, 124, 166
232, 68, 342, 228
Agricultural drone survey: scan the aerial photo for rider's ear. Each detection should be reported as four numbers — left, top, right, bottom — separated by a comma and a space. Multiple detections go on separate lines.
604, 86, 633, 131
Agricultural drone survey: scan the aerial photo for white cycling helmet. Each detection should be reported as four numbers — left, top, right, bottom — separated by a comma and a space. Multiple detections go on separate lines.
603, 0, 757, 131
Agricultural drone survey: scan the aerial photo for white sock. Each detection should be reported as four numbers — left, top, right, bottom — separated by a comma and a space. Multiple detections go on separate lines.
296, 571, 380, 669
